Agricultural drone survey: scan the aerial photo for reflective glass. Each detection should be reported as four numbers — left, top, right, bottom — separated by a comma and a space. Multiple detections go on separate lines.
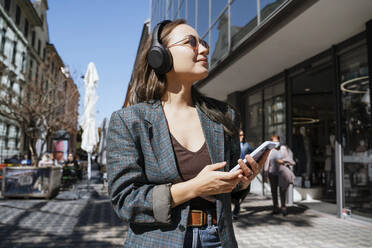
340, 44, 372, 219
166, 0, 173, 19
260, 0, 286, 22
291, 64, 336, 197
187, 0, 196, 28
230, 0, 257, 48
264, 82, 286, 144
212, 0, 228, 23
197, 0, 209, 37
177, 0, 186, 19
209, 11, 228, 67
245, 91, 263, 148
173, 0, 179, 18
151, 0, 166, 29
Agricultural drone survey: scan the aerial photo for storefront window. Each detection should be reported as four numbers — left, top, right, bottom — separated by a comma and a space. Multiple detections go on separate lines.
245, 91, 263, 148
264, 81, 285, 143
340, 43, 372, 219
290, 60, 336, 202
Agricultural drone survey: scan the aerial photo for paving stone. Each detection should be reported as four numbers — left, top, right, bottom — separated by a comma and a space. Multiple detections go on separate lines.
1, 167, 372, 247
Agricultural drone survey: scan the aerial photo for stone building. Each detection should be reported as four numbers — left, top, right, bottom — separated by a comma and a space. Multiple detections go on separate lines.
0, 0, 79, 162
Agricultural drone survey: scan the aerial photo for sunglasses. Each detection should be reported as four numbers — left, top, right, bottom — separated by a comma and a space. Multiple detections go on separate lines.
168, 34, 209, 51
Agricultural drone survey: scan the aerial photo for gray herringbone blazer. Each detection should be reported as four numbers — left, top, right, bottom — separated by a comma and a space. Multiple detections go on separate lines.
106, 99, 241, 248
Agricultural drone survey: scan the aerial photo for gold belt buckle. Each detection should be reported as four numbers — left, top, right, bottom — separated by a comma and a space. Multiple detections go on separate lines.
191, 210, 204, 227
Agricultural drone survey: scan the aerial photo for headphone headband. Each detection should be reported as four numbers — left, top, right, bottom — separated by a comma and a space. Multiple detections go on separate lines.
152, 20, 172, 46
147, 20, 173, 75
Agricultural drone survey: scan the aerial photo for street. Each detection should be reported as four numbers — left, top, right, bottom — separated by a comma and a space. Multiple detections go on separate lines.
1, 168, 372, 248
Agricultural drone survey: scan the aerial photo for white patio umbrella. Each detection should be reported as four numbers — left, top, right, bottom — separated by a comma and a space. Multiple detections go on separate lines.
80, 62, 99, 182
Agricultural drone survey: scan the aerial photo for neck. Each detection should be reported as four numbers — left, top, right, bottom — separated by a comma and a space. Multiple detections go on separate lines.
162, 77, 194, 108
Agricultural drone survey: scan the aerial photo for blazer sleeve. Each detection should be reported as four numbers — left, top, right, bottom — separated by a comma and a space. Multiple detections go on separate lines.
106, 111, 172, 225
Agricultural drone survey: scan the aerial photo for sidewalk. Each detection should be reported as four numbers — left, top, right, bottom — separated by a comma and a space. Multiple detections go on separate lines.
2, 165, 372, 247
0, 163, 126, 248
233, 194, 372, 248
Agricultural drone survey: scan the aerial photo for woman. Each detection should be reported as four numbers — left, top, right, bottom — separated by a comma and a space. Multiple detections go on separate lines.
264, 135, 291, 216
107, 19, 262, 248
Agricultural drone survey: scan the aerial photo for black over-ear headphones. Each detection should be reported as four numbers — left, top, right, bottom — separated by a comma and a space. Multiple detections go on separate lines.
147, 20, 173, 75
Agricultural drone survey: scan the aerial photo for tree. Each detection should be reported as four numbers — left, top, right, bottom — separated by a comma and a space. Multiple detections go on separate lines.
0, 66, 79, 165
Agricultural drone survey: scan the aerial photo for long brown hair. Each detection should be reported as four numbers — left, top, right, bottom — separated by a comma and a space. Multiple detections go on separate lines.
127, 19, 238, 137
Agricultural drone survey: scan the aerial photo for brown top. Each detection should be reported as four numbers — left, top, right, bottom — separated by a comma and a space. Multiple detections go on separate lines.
170, 133, 216, 210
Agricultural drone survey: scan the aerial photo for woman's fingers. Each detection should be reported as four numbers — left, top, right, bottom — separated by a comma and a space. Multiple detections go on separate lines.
244, 155, 260, 175
237, 159, 253, 178
207, 161, 227, 171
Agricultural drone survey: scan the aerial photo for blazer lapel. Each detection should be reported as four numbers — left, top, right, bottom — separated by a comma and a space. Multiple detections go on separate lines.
144, 100, 182, 183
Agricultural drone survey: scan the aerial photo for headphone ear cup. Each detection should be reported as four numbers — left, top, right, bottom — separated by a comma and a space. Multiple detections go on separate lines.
147, 45, 173, 75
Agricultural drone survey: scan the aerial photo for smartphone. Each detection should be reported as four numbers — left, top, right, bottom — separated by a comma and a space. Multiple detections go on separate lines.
229, 141, 280, 172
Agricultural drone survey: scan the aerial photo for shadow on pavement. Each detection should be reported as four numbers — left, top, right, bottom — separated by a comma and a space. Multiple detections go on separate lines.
233, 197, 319, 230
0, 163, 127, 248
0, 199, 127, 248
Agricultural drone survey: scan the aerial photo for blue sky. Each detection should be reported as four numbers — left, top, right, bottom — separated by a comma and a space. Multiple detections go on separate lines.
47, 0, 149, 126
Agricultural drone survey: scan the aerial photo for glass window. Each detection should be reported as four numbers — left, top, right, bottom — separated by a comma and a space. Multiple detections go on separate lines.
0, 28, 6, 54
187, 0, 196, 28
197, 0, 209, 37
173, 0, 179, 18
340, 44, 372, 219
38, 39, 41, 56
230, 0, 258, 48
264, 81, 285, 143
5, 124, 10, 148
212, 0, 227, 23
209, 11, 228, 67
260, 0, 286, 22
4, 0, 11, 12
15, 5, 21, 26
12, 41, 17, 65
21, 52, 26, 72
245, 90, 263, 148
24, 19, 29, 37
166, 0, 173, 19
31, 31, 35, 47
176, 0, 186, 19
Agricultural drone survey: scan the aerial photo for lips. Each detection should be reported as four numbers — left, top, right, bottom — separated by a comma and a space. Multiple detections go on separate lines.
197, 57, 208, 62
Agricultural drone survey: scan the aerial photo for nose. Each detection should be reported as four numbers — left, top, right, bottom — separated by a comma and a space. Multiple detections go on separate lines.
198, 41, 209, 56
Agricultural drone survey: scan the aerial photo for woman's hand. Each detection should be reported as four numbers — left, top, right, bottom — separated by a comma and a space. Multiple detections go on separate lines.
191, 162, 243, 197
237, 150, 271, 189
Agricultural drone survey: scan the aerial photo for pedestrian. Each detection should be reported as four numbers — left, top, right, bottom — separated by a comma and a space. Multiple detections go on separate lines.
20, 154, 31, 165
38, 153, 54, 167
231, 129, 254, 219
65, 153, 82, 180
106, 19, 262, 248
264, 135, 294, 216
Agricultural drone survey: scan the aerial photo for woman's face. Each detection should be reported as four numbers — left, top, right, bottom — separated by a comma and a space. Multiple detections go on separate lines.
166, 24, 209, 82
68, 154, 73, 161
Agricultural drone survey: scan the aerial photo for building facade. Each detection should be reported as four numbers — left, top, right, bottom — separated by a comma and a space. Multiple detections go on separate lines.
0, 0, 79, 162
0, 0, 41, 162
144, 0, 372, 220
